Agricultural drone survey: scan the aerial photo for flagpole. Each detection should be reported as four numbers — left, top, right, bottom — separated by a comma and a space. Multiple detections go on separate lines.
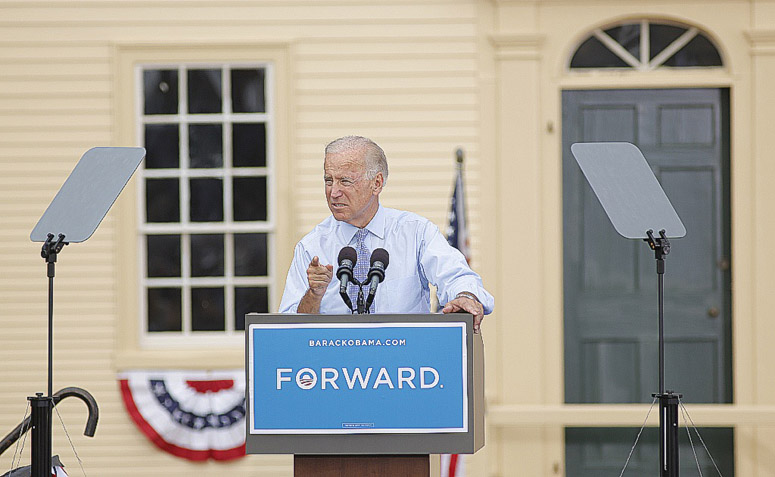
444, 148, 467, 477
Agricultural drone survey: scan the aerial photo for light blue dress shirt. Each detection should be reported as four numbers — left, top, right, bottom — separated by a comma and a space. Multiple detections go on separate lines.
278, 205, 494, 315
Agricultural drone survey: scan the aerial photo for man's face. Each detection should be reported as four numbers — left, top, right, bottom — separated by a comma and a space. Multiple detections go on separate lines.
324, 149, 383, 228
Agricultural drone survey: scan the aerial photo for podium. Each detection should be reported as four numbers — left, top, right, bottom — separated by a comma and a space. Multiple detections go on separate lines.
245, 313, 485, 476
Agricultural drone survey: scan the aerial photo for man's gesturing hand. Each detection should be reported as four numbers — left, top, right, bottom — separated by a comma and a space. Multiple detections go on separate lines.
442, 294, 485, 333
307, 256, 334, 297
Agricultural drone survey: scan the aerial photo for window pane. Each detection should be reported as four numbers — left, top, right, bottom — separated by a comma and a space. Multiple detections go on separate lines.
144, 124, 179, 169
147, 234, 181, 277
190, 178, 223, 222
187, 69, 222, 114
232, 123, 266, 167
663, 34, 722, 67
146, 178, 180, 223
565, 427, 734, 476
233, 177, 267, 221
144, 69, 178, 115
148, 287, 182, 332
234, 233, 267, 276
649, 24, 687, 61
571, 36, 629, 68
231, 69, 266, 113
189, 124, 223, 168
190, 234, 224, 277
192, 287, 225, 331
235, 286, 268, 330
603, 24, 640, 59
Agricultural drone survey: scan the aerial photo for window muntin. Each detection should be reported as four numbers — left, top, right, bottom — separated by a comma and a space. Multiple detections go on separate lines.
138, 64, 273, 346
570, 20, 723, 70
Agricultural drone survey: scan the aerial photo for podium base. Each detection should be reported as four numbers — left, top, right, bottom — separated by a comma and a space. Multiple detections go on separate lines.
294, 454, 430, 477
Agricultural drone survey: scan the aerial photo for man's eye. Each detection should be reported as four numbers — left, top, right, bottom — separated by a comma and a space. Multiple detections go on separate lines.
341, 179, 353, 186
324, 179, 333, 185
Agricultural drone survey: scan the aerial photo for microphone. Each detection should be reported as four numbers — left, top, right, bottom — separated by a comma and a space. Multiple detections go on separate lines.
364, 248, 389, 310
336, 247, 357, 310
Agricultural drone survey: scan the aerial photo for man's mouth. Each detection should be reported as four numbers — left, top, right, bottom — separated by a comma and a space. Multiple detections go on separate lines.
331, 202, 348, 209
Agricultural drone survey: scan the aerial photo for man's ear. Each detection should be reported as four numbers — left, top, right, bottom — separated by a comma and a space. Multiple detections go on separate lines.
372, 172, 384, 195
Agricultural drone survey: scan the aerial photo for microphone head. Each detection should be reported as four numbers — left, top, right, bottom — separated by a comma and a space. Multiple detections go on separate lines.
370, 248, 389, 268
338, 246, 357, 266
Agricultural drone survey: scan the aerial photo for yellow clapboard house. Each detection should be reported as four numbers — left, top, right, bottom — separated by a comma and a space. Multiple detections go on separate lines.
1, 1, 774, 475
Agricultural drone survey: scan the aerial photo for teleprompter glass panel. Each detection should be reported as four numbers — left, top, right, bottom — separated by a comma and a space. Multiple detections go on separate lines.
146, 178, 180, 223
190, 234, 224, 277
147, 234, 181, 278
663, 34, 722, 67
144, 69, 178, 115
233, 177, 267, 221
232, 123, 266, 167
192, 287, 225, 331
231, 69, 266, 113
603, 24, 640, 59
234, 233, 267, 276
148, 287, 182, 332
570, 36, 629, 68
187, 69, 222, 114
189, 124, 223, 168
144, 124, 179, 169
189, 178, 223, 222
235, 286, 269, 330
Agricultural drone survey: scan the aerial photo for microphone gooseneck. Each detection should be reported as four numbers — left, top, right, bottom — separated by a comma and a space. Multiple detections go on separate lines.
336, 246, 357, 311
365, 248, 389, 310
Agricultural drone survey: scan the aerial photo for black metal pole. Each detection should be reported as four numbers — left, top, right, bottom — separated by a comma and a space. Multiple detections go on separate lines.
658, 258, 664, 396
48, 261, 54, 398
33, 233, 66, 477
29, 393, 53, 477
647, 229, 680, 477
658, 392, 680, 477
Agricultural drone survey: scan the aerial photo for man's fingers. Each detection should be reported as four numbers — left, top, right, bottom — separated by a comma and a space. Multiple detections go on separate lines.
325, 264, 334, 272
442, 297, 485, 333
310, 256, 320, 267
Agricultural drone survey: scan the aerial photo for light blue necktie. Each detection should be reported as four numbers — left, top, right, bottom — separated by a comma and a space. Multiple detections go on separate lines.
348, 228, 373, 313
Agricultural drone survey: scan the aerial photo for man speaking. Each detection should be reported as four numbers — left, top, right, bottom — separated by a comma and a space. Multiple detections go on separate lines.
278, 136, 493, 332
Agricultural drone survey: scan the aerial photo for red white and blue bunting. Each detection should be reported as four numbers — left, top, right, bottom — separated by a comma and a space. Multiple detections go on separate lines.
118, 370, 246, 462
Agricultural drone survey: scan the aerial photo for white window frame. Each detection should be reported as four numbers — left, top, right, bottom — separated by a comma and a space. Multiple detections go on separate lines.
136, 62, 275, 348
568, 19, 724, 72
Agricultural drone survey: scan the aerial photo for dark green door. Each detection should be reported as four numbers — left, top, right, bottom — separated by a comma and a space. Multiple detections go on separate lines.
562, 88, 733, 475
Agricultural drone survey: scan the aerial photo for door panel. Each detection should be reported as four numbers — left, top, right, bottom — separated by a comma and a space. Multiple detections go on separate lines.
562, 88, 733, 476
563, 88, 731, 405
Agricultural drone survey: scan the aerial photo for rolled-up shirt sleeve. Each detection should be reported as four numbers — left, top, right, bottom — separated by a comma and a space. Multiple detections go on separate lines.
278, 243, 310, 313
418, 221, 494, 315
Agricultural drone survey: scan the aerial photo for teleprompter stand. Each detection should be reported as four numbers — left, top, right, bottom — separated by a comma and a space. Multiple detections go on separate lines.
28, 147, 145, 477
571, 142, 686, 476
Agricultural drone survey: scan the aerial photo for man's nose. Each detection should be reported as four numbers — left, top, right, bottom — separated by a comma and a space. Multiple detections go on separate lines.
330, 184, 343, 197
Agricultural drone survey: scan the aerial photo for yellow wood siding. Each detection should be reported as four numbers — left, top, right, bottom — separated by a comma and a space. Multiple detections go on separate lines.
0, 1, 484, 474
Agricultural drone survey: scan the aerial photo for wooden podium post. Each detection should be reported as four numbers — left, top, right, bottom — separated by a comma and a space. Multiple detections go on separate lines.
245, 313, 484, 471
294, 455, 429, 477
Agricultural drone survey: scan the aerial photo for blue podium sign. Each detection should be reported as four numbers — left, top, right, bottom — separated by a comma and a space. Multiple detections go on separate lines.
248, 322, 467, 435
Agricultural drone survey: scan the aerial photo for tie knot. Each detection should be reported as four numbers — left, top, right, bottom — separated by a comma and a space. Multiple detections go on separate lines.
356, 228, 368, 242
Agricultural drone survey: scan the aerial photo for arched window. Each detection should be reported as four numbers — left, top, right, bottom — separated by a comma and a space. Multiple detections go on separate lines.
570, 20, 723, 70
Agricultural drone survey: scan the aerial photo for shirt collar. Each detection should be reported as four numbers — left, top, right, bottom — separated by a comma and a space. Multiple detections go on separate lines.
338, 204, 386, 243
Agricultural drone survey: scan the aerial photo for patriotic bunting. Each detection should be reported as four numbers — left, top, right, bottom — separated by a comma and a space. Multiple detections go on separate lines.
118, 370, 246, 462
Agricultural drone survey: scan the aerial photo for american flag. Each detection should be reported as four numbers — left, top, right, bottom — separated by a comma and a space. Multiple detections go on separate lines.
443, 148, 469, 477
446, 148, 470, 262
